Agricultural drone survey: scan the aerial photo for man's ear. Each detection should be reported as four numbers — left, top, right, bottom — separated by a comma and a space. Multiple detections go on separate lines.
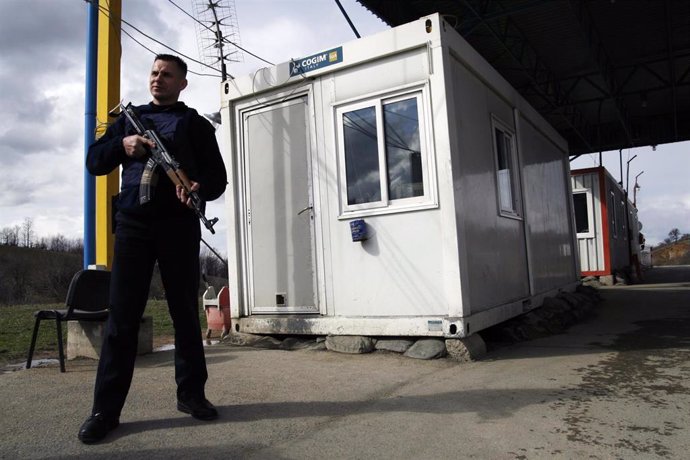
180, 78, 188, 92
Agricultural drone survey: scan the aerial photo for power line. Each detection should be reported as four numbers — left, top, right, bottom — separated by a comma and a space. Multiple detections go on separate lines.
90, 0, 274, 77
88, 0, 221, 77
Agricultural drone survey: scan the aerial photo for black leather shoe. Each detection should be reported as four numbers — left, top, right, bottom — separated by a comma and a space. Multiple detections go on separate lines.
177, 396, 218, 420
78, 413, 120, 444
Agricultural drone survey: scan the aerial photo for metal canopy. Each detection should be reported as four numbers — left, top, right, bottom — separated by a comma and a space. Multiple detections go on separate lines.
356, 0, 690, 156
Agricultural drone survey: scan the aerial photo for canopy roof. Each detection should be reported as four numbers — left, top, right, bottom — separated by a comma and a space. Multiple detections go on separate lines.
356, 0, 690, 156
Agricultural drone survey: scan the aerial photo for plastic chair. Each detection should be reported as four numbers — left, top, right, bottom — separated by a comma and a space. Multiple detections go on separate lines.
26, 269, 111, 372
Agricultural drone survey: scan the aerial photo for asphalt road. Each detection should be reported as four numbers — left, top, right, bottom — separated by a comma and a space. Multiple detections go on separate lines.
1, 266, 689, 459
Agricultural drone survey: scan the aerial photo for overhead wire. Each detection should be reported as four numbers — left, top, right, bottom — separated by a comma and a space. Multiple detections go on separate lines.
88, 0, 221, 77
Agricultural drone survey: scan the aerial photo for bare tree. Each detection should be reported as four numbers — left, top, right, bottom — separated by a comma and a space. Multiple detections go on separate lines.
668, 228, 680, 243
48, 234, 69, 252
21, 217, 34, 248
0, 227, 12, 245
0, 225, 21, 246
200, 247, 227, 278
69, 237, 84, 254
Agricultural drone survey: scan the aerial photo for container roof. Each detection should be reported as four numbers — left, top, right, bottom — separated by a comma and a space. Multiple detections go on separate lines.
356, 0, 690, 156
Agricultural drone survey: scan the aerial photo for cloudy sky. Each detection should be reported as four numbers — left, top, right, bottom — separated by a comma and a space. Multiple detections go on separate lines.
0, 0, 387, 254
0, 0, 687, 258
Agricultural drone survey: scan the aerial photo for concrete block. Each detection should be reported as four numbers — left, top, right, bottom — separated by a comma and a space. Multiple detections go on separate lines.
67, 316, 153, 360
446, 335, 487, 362
599, 275, 615, 286
404, 339, 447, 359
325, 335, 375, 354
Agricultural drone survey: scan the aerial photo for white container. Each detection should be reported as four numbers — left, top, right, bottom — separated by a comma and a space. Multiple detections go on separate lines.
220, 13, 579, 338
571, 166, 640, 276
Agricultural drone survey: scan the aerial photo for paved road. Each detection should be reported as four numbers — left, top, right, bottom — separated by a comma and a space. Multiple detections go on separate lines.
1, 266, 689, 459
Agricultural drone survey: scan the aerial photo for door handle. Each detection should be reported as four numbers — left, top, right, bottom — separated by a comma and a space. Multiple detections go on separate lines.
297, 206, 313, 216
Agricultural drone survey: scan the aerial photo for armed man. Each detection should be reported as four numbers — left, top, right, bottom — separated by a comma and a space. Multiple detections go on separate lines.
80, 54, 227, 444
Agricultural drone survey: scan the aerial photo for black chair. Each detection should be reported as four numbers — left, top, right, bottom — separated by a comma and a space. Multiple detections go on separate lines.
26, 269, 111, 373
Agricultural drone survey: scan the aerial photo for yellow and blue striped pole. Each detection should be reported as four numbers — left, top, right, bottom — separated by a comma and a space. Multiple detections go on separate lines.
94, 0, 121, 269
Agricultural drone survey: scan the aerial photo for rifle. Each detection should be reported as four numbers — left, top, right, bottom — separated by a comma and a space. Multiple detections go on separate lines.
119, 102, 219, 234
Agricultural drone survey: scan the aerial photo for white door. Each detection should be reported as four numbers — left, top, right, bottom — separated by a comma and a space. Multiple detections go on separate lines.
242, 97, 317, 313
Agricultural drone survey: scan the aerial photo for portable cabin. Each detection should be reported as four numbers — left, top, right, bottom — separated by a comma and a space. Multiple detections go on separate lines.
220, 13, 580, 339
571, 167, 641, 277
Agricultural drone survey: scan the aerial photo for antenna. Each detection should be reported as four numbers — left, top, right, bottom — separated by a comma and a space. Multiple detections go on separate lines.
191, 0, 243, 80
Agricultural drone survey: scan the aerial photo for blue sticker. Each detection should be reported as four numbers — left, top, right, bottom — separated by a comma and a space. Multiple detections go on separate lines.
350, 219, 368, 242
290, 47, 343, 76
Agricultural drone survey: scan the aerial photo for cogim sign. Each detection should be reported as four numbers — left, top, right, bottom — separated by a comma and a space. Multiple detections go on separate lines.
290, 47, 343, 76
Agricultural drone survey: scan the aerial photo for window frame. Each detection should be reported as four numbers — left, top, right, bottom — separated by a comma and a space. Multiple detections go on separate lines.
491, 115, 522, 219
620, 199, 628, 240
335, 85, 436, 218
572, 188, 595, 238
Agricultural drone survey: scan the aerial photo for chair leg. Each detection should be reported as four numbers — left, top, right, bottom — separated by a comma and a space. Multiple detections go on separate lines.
26, 317, 41, 369
56, 320, 65, 373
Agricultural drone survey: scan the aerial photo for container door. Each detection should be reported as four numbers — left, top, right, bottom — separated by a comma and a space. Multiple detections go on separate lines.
242, 97, 318, 314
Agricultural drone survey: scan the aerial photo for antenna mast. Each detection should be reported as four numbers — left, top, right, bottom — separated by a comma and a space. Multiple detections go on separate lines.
191, 0, 243, 80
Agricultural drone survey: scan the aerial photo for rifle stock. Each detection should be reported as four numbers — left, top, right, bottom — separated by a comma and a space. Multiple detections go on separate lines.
120, 102, 219, 234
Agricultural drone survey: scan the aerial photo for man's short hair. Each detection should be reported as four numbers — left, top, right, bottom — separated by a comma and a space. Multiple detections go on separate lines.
154, 54, 188, 77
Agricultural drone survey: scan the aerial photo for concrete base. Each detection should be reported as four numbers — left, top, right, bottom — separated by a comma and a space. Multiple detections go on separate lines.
67, 316, 153, 360
445, 334, 487, 362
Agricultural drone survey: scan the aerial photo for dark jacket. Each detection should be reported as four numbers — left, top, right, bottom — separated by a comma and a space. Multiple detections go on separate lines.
86, 102, 227, 225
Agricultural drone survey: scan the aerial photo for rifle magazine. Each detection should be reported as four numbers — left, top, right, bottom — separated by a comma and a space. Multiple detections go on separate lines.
139, 158, 158, 204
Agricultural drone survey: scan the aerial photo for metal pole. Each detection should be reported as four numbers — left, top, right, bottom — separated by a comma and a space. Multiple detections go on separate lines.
334, 0, 361, 38
626, 154, 637, 193
83, 0, 98, 268
633, 171, 644, 207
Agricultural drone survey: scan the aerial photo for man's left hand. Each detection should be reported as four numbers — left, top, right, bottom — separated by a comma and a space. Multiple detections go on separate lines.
176, 181, 200, 208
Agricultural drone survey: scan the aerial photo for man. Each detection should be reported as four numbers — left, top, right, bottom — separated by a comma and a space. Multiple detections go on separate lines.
79, 54, 227, 444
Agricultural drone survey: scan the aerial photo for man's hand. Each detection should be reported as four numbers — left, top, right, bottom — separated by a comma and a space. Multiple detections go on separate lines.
176, 181, 200, 208
122, 135, 155, 158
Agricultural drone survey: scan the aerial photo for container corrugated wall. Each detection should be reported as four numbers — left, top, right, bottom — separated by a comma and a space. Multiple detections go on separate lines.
571, 171, 605, 273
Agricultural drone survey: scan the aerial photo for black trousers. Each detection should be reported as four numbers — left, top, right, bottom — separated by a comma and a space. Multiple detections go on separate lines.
92, 217, 207, 418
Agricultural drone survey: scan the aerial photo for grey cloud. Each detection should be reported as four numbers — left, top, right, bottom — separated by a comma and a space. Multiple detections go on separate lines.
0, 1, 85, 57
0, 129, 53, 158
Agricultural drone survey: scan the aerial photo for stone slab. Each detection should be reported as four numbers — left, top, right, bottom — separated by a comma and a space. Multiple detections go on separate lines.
67, 316, 152, 360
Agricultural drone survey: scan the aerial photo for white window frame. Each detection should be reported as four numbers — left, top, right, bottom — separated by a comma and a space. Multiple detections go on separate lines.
335, 85, 436, 218
491, 115, 522, 219
572, 188, 595, 238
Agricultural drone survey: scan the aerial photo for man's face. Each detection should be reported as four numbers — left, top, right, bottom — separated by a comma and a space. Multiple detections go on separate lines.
149, 59, 188, 105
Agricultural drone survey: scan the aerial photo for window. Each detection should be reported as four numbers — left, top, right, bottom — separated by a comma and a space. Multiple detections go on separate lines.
609, 191, 618, 238
337, 90, 433, 215
492, 117, 521, 217
572, 189, 594, 237
342, 105, 381, 205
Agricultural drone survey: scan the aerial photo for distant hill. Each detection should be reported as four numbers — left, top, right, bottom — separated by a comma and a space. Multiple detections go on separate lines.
0, 245, 228, 305
652, 238, 690, 266
0, 245, 81, 304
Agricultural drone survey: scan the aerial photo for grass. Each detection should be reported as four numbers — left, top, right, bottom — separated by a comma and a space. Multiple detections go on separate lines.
0, 300, 207, 367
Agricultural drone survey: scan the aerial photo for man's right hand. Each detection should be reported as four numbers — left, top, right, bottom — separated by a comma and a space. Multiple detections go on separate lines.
122, 135, 155, 158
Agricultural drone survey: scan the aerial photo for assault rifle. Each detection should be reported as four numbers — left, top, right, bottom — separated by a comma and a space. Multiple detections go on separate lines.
119, 102, 219, 234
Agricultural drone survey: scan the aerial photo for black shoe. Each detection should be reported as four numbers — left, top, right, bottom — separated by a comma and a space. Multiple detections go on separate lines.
78, 413, 120, 444
177, 396, 218, 421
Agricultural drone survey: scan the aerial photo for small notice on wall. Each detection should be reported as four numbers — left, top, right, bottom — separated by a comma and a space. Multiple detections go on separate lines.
427, 320, 443, 332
